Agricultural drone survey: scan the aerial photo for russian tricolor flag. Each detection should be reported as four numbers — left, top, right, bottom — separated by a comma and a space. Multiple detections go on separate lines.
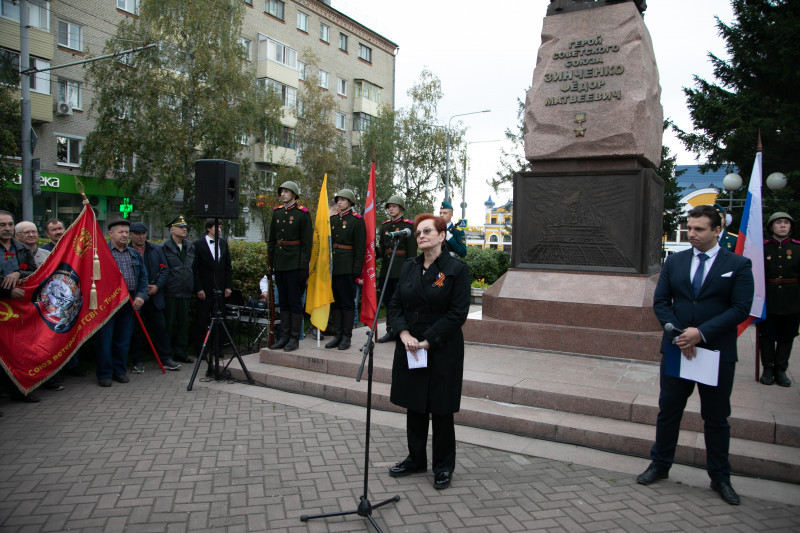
734, 150, 767, 335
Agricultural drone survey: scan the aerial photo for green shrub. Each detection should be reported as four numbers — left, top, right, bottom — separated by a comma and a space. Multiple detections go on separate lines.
229, 240, 268, 298
464, 247, 509, 285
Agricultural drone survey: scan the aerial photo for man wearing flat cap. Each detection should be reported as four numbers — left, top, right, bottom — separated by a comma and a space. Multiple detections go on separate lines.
161, 215, 196, 364
128, 221, 181, 373
94, 218, 148, 387
439, 201, 467, 258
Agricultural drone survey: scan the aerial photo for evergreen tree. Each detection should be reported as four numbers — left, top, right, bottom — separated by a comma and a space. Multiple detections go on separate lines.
657, 121, 686, 237
675, 0, 800, 215
0, 52, 20, 212
490, 94, 531, 195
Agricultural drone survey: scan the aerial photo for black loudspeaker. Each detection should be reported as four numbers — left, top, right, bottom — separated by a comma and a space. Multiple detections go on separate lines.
194, 159, 240, 219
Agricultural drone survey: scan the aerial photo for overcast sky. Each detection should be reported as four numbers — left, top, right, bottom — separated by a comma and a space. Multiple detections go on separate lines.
333, 0, 735, 224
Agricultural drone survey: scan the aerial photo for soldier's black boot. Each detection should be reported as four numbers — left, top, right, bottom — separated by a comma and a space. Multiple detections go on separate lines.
377, 324, 394, 343
759, 338, 776, 385
269, 309, 291, 350
338, 310, 355, 350
284, 313, 304, 352
775, 342, 793, 387
325, 309, 343, 349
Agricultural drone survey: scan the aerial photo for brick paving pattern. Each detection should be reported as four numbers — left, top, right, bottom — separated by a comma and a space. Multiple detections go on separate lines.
1, 370, 799, 532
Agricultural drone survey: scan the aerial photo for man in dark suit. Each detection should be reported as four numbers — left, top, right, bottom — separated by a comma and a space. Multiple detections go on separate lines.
193, 219, 233, 360
637, 204, 754, 506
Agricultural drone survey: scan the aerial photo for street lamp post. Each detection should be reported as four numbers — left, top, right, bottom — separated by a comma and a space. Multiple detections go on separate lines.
445, 110, 490, 204
460, 139, 500, 221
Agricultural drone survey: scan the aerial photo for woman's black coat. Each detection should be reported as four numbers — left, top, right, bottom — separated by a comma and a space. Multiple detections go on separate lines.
388, 250, 471, 415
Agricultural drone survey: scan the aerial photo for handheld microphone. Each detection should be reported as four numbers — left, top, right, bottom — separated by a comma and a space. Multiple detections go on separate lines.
387, 228, 412, 239
664, 323, 685, 336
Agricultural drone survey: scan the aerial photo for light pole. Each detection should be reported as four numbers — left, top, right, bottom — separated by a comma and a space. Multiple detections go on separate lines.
445, 110, 490, 204
460, 139, 500, 221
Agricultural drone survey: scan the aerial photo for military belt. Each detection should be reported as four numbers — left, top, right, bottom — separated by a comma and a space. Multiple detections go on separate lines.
277, 240, 301, 245
767, 278, 798, 284
333, 244, 353, 250
386, 250, 407, 255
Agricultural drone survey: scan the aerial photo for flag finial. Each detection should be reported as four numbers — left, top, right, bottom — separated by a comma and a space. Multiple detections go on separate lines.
757, 129, 763, 153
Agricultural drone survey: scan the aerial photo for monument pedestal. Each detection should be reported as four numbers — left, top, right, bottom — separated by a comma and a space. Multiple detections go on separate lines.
465, 269, 662, 361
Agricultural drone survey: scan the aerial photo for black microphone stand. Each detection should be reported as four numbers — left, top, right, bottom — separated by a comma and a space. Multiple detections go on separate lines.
300, 234, 405, 532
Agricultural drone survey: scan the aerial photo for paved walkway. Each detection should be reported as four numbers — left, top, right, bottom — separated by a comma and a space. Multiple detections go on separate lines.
2, 360, 799, 532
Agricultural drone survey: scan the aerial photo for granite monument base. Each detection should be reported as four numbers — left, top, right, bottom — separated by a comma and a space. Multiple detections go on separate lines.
464, 269, 663, 362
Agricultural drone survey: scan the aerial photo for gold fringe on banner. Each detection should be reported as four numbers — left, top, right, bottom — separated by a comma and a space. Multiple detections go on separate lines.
76, 176, 100, 309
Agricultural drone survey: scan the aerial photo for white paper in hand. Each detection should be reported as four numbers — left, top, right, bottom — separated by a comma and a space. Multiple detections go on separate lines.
407, 348, 428, 369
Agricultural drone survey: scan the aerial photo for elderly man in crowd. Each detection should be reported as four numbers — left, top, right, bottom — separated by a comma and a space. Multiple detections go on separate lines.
15, 221, 49, 268
161, 215, 196, 364
40, 218, 65, 252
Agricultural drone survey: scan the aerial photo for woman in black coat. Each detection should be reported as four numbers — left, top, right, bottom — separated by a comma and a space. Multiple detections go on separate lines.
387, 213, 471, 490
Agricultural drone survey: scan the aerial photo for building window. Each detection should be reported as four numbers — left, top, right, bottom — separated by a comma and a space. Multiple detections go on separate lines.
491, 217, 497, 224
57, 20, 83, 51
238, 37, 252, 61
57, 80, 81, 109
264, 0, 284, 20
1, 0, 49, 30
29, 57, 50, 95
268, 126, 294, 149
337, 77, 346, 96
56, 135, 82, 166
260, 170, 277, 187
258, 78, 296, 108
354, 80, 381, 104
339, 33, 348, 52
243, 0, 253, 5
298, 61, 305, 81
295, 99, 303, 118
318, 70, 329, 90
353, 112, 373, 131
117, 0, 138, 14
335, 112, 346, 131
296, 11, 308, 32
319, 23, 329, 43
257, 34, 298, 70
358, 44, 372, 63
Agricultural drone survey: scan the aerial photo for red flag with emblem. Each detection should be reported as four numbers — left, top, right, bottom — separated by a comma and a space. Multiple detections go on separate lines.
360, 156, 378, 326
0, 202, 129, 394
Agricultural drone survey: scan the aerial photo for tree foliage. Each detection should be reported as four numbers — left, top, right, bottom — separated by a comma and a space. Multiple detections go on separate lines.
81, 0, 282, 227
491, 93, 531, 194
0, 53, 20, 212
657, 120, 686, 236
675, 0, 800, 216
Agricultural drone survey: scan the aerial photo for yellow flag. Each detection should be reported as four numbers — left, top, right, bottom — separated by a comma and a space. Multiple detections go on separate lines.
305, 174, 334, 329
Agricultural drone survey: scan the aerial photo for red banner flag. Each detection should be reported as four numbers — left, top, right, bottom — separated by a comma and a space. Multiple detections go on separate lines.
360, 158, 378, 326
0, 204, 129, 393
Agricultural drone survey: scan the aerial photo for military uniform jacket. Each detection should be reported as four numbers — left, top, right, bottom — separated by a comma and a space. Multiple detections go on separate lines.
388, 251, 471, 415
444, 223, 467, 258
267, 203, 312, 272
720, 230, 738, 252
377, 217, 416, 279
161, 238, 196, 299
330, 209, 366, 276
764, 237, 800, 315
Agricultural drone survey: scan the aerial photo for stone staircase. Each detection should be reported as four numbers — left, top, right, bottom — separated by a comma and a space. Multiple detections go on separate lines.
225, 327, 800, 484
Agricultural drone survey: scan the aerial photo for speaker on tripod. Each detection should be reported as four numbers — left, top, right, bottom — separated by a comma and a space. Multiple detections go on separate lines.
194, 159, 240, 219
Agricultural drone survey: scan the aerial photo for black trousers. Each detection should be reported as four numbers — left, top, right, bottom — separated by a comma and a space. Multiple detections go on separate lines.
130, 302, 173, 365
275, 269, 306, 315
332, 274, 356, 311
760, 312, 800, 342
650, 359, 735, 483
406, 409, 456, 475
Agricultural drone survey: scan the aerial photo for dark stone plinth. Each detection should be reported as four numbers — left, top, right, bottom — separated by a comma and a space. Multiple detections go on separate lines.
464, 269, 662, 361
512, 162, 663, 275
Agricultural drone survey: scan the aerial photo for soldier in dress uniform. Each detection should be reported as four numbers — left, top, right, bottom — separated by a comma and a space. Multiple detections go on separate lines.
376, 195, 416, 343
439, 201, 467, 258
267, 181, 313, 352
759, 212, 800, 387
714, 204, 738, 252
325, 189, 366, 351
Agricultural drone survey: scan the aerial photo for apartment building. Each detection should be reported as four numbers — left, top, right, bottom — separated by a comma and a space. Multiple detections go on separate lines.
1, 0, 397, 237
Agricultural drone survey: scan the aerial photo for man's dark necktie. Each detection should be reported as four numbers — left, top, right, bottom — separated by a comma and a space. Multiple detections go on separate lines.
692, 252, 709, 297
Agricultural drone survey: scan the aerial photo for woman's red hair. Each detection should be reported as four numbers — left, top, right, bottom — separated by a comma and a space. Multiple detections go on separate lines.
413, 213, 447, 234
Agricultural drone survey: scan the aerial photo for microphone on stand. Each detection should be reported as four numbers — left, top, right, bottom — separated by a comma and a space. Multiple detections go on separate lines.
387, 228, 412, 239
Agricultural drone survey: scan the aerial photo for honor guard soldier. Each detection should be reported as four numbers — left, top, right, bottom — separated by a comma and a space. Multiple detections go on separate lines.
376, 195, 416, 343
759, 212, 800, 387
267, 181, 313, 352
714, 204, 738, 252
439, 201, 467, 258
325, 189, 366, 351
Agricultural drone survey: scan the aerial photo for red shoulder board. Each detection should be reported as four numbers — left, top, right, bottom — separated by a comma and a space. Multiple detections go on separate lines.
298, 205, 309, 212
403, 218, 414, 224
273, 204, 282, 211
353, 213, 363, 219
382, 219, 392, 225
764, 239, 770, 244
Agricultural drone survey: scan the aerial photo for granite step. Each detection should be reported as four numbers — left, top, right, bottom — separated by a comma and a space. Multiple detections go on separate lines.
226, 353, 800, 483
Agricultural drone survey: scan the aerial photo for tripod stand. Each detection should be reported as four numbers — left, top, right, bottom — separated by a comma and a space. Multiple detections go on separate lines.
187, 220, 254, 391
300, 235, 404, 532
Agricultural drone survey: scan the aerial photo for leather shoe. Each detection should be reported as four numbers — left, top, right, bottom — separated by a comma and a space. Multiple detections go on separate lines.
434, 471, 451, 490
636, 464, 669, 485
775, 370, 791, 387
98, 379, 112, 387
710, 481, 740, 505
174, 355, 194, 364
112, 374, 130, 383
388, 459, 426, 478
376, 331, 394, 343
759, 367, 775, 385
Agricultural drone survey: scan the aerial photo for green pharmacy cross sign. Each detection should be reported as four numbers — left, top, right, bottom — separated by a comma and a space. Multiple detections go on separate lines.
119, 198, 134, 219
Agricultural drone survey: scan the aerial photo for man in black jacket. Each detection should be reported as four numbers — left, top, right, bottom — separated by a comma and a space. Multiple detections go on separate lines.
161, 215, 196, 363
128, 222, 180, 373
193, 219, 233, 359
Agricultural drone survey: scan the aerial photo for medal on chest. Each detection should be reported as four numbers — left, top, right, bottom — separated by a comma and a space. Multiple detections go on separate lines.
787, 249, 793, 257
289, 216, 294, 224
342, 221, 347, 228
